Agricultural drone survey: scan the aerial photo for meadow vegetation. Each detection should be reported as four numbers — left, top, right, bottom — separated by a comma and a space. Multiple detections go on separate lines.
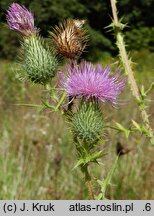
0, 50, 153, 199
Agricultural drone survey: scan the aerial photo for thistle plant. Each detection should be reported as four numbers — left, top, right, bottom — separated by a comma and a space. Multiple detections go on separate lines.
59, 61, 126, 199
109, 0, 154, 145
6, 3, 127, 199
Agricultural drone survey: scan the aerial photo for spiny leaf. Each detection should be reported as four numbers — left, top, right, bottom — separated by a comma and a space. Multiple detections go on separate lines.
73, 151, 106, 169
42, 100, 55, 110
145, 82, 154, 95
132, 120, 148, 134
73, 159, 85, 169
115, 122, 130, 138
96, 156, 119, 200
132, 120, 141, 131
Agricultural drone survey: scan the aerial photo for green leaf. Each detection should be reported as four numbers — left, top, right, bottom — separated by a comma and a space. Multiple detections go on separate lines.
94, 193, 102, 200
42, 100, 56, 110
145, 82, 154, 95
132, 120, 141, 130
73, 159, 85, 169
132, 120, 148, 135
115, 122, 130, 138
96, 156, 119, 200
91, 151, 107, 161
14, 103, 42, 108
140, 85, 146, 98
73, 150, 106, 170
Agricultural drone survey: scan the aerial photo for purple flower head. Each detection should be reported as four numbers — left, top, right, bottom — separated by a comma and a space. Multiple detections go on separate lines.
6, 3, 37, 36
60, 61, 126, 105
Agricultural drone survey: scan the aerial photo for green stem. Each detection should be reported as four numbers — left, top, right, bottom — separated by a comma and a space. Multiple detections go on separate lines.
55, 92, 67, 111
82, 164, 94, 200
110, 0, 154, 144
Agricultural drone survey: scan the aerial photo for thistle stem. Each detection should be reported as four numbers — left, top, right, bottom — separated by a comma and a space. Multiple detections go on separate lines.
67, 60, 75, 111
82, 164, 94, 200
110, 0, 154, 144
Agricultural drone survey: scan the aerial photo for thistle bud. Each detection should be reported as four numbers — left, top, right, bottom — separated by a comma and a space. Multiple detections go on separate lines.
6, 3, 37, 37
72, 100, 104, 146
51, 19, 87, 59
22, 35, 58, 84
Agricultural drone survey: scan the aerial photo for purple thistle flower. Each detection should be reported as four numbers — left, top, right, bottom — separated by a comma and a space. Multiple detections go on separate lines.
60, 61, 126, 104
6, 3, 36, 36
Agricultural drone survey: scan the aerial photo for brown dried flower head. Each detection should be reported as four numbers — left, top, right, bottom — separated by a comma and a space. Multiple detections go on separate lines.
51, 19, 88, 59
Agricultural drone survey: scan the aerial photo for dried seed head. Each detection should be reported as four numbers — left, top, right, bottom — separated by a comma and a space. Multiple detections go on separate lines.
51, 19, 87, 59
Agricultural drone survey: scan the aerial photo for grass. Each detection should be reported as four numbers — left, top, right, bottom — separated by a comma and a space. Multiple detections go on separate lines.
0, 50, 154, 199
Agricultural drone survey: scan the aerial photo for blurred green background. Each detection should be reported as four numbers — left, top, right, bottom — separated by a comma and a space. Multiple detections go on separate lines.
0, 0, 154, 61
0, 0, 154, 199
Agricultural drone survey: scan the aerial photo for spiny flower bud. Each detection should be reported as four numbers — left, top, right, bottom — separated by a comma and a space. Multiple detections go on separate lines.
72, 100, 104, 146
51, 19, 87, 59
22, 35, 58, 84
6, 3, 37, 37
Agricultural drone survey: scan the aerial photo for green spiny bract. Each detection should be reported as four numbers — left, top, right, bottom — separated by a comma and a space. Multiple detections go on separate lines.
22, 35, 58, 84
72, 100, 104, 146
